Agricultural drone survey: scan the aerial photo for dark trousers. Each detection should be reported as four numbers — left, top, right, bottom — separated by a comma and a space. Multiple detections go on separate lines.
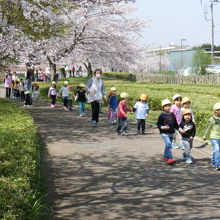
5, 88, 11, 98
91, 101, 100, 122
137, 119, 146, 132
51, 95, 56, 105
117, 117, 128, 133
20, 91, 25, 102
63, 96, 68, 108
68, 99, 73, 110
25, 94, 32, 105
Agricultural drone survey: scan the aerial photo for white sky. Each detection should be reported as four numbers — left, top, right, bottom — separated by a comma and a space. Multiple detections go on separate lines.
133, 0, 220, 48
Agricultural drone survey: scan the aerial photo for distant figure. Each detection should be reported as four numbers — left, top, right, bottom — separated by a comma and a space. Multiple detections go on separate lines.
4, 71, 12, 99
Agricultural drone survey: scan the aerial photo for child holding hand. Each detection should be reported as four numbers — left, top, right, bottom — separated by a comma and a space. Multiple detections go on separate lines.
133, 94, 149, 135
117, 92, 131, 136
157, 99, 178, 164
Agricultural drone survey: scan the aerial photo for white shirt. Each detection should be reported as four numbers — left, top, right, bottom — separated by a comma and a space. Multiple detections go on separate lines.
134, 101, 149, 119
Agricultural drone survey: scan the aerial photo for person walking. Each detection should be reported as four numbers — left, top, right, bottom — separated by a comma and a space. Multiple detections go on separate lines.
203, 102, 220, 171
4, 72, 12, 99
86, 69, 106, 126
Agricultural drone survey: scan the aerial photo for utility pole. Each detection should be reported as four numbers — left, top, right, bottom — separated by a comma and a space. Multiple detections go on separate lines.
211, 1, 215, 59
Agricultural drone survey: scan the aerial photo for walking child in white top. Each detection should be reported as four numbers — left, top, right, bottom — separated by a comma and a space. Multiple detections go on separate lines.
133, 94, 149, 134
58, 81, 69, 111
48, 81, 58, 108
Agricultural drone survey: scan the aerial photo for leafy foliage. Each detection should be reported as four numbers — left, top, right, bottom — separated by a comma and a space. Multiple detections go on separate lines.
0, 99, 44, 219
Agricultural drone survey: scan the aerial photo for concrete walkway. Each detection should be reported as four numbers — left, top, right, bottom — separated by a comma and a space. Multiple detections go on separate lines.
1, 86, 220, 219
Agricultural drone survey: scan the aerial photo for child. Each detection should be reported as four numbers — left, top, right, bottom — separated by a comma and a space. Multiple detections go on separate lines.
179, 109, 196, 164
157, 99, 178, 164
133, 94, 149, 134
58, 81, 69, 111
170, 94, 183, 149
32, 82, 40, 102
24, 76, 32, 107
48, 81, 57, 108
107, 87, 118, 124
203, 102, 220, 171
181, 97, 195, 122
19, 78, 25, 102
68, 86, 74, 111
75, 83, 87, 116
116, 92, 131, 136
12, 79, 18, 99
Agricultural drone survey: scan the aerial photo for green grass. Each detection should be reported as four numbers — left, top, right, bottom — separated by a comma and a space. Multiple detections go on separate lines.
0, 99, 45, 220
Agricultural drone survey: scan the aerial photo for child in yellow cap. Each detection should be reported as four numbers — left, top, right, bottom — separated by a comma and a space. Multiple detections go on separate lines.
203, 102, 220, 170
179, 109, 196, 164
117, 92, 131, 135
107, 87, 118, 124
133, 94, 149, 134
157, 99, 178, 164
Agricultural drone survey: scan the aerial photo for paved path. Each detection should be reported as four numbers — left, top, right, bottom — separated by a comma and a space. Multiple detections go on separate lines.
1, 86, 220, 219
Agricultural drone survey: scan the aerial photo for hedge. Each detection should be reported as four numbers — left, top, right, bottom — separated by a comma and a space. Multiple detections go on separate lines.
0, 99, 44, 220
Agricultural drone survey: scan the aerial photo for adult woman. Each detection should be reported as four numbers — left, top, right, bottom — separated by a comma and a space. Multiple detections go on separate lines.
4, 71, 12, 99
86, 69, 106, 126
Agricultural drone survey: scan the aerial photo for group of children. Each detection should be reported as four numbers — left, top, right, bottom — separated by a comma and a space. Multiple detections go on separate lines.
48, 81, 87, 116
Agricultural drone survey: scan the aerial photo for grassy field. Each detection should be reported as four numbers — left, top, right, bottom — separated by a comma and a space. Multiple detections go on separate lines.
0, 99, 44, 220
37, 76, 217, 136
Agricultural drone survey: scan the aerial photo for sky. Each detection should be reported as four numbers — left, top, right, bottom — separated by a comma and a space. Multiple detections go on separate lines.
133, 0, 220, 48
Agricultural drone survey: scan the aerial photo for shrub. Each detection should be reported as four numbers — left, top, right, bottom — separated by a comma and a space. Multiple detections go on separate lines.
0, 99, 44, 219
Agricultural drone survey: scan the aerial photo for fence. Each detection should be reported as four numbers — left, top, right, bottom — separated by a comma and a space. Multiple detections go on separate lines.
135, 73, 220, 85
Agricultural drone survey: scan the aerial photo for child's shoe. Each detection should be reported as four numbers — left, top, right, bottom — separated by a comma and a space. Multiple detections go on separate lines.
186, 158, 193, 164
182, 152, 186, 161
51, 104, 54, 108
142, 131, 146, 135
122, 132, 128, 136
216, 166, 220, 171
116, 130, 121, 135
166, 158, 176, 164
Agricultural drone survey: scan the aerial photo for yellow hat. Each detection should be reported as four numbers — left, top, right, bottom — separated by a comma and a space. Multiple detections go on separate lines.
182, 109, 192, 116
172, 94, 182, 101
52, 81, 56, 85
140, 94, 147, 101
64, 81, 68, 85
162, 99, 171, 107
110, 87, 116, 92
182, 97, 191, 105
214, 102, 220, 111
79, 83, 85, 87
120, 92, 129, 99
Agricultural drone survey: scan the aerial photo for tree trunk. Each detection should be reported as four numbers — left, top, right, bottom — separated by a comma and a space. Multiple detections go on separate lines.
47, 57, 56, 80
83, 61, 93, 77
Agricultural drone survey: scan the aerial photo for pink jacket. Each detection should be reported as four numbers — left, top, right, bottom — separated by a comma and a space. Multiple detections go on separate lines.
117, 100, 131, 118
170, 104, 182, 125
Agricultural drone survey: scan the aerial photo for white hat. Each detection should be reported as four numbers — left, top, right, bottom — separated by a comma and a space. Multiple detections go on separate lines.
120, 92, 129, 99
214, 102, 220, 111
162, 99, 171, 107
110, 87, 116, 92
52, 81, 56, 84
64, 81, 68, 85
172, 94, 182, 101
182, 97, 191, 104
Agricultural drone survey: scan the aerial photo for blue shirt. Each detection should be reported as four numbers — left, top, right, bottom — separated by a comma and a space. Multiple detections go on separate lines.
108, 95, 118, 110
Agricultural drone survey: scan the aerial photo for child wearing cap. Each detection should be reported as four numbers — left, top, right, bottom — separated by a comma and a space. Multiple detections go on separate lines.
48, 81, 58, 108
19, 78, 25, 102
133, 94, 149, 134
116, 92, 131, 136
157, 99, 178, 164
75, 83, 87, 116
32, 82, 40, 102
181, 97, 195, 122
58, 81, 69, 111
107, 87, 118, 124
179, 109, 196, 164
170, 94, 183, 149
203, 102, 220, 171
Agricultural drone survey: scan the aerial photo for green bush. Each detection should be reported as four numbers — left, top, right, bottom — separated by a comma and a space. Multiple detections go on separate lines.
0, 99, 44, 219
103, 72, 136, 81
